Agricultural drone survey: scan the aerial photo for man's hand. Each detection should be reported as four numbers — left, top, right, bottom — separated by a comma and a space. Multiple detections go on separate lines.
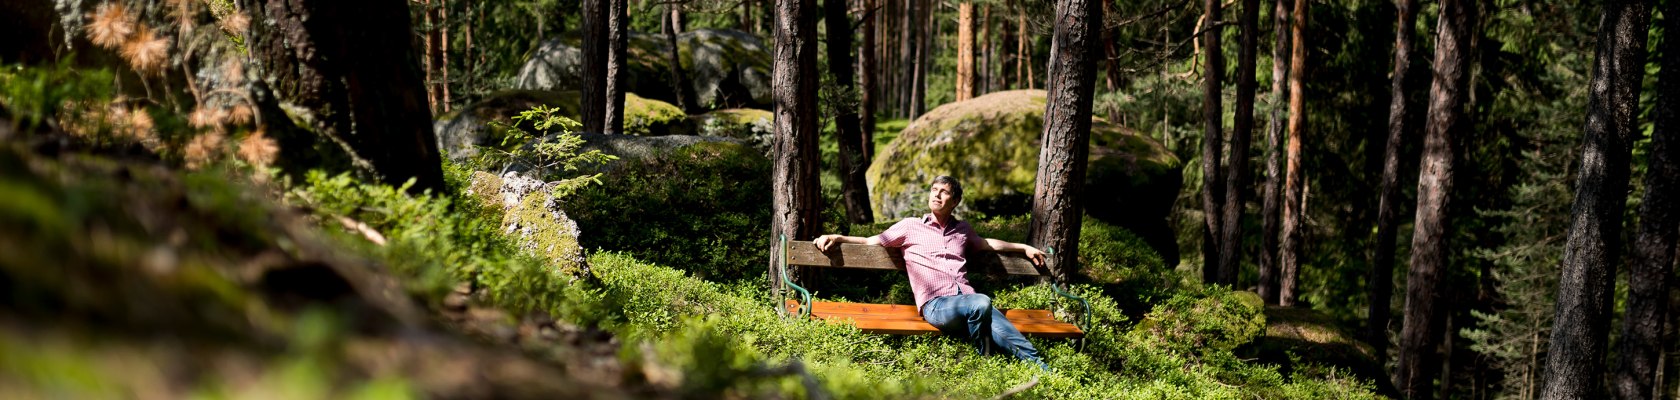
813, 234, 839, 251
1023, 246, 1047, 267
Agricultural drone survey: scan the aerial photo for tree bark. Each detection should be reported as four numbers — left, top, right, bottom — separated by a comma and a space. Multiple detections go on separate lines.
1200, 0, 1225, 285
1369, 0, 1418, 364
825, 0, 874, 224
1218, 0, 1258, 287
581, 0, 608, 134
1278, 0, 1307, 306
769, 0, 823, 297
603, 0, 628, 134
1396, 0, 1472, 395
860, 0, 877, 161
956, 2, 975, 102
910, 0, 929, 118
242, 0, 444, 193
980, 4, 992, 95
663, 4, 697, 113
1259, 0, 1291, 304
900, 0, 916, 118
1542, 0, 1652, 396
1612, 2, 1677, 397
423, 0, 443, 113
1030, 0, 1102, 282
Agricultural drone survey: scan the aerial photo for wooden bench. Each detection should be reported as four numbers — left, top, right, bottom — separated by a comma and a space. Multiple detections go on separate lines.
777, 236, 1087, 338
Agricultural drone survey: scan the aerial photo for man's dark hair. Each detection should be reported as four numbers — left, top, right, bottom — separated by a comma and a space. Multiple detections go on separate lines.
931, 175, 963, 203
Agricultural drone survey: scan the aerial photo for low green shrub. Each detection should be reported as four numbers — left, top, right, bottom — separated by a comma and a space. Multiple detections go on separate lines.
566, 140, 770, 283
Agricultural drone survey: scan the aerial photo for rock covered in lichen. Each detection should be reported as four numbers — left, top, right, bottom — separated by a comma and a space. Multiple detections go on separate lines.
514, 29, 772, 110
434, 90, 691, 162
466, 170, 586, 274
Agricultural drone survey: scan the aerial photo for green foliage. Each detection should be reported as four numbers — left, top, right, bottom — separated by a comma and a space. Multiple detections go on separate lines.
1133, 288, 1266, 358
474, 105, 618, 198
566, 141, 770, 283
0, 60, 116, 132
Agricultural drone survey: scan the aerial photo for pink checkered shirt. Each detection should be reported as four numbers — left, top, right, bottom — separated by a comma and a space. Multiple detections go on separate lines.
871, 214, 983, 310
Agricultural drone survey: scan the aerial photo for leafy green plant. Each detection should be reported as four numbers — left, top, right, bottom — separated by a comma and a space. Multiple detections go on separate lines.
475, 105, 618, 197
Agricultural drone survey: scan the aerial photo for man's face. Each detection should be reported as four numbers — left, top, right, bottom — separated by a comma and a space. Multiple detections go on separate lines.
928, 182, 959, 215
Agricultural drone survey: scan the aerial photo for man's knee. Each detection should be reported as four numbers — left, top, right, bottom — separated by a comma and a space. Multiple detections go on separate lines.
959, 294, 992, 314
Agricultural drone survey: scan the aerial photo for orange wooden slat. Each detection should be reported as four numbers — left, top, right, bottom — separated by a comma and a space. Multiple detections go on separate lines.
787, 301, 1083, 338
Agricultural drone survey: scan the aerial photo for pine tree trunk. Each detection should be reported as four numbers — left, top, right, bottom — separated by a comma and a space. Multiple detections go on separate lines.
603, 0, 627, 134
581, 0, 608, 134
956, 2, 974, 102
825, 0, 874, 223
1542, 0, 1652, 396
1396, 0, 1472, 395
439, 0, 449, 112
910, 0, 929, 118
900, 0, 915, 118
1278, 0, 1307, 306
1259, 0, 1291, 304
980, 4, 992, 94
1219, 0, 1258, 287
663, 4, 696, 113
1369, 0, 1418, 364
424, 0, 442, 113
860, 0, 877, 161
1612, 4, 1677, 397
769, 0, 823, 297
1030, 0, 1102, 282
242, 0, 443, 193
1200, 0, 1225, 285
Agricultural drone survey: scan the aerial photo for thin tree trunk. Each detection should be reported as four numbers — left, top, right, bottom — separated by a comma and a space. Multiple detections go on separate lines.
1396, 0, 1472, 395
861, 0, 877, 161
439, 0, 449, 111
1219, 0, 1257, 287
1613, 3, 1677, 397
1200, 0, 1226, 285
1278, 0, 1307, 306
956, 2, 975, 102
769, 0, 823, 299
424, 0, 444, 113
1542, 0, 1652, 396
910, 0, 929, 118
1370, 0, 1418, 364
242, 0, 443, 193
1259, 0, 1290, 304
980, 4, 991, 94
581, 0, 608, 134
826, 0, 874, 223
901, 0, 915, 118
603, 0, 628, 134
1030, 0, 1102, 282
664, 4, 697, 113
1020, 10, 1033, 89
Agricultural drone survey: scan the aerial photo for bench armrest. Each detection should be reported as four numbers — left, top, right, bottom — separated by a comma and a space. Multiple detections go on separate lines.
780, 235, 812, 318
1045, 247, 1090, 333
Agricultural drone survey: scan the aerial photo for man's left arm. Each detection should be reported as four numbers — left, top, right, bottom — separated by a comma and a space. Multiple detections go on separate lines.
976, 238, 1047, 267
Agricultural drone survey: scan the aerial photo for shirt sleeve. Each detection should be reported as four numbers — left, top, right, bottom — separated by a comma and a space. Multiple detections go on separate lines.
871, 218, 914, 248
961, 223, 985, 249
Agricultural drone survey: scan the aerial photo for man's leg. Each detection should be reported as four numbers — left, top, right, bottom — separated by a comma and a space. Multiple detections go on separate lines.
988, 307, 1048, 369
920, 294, 994, 352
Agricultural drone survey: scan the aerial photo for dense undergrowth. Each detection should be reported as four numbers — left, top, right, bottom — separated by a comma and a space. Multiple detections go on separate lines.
291, 163, 1381, 398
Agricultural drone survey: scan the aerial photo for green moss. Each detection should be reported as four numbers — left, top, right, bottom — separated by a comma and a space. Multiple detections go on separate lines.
622, 93, 691, 136
506, 190, 584, 274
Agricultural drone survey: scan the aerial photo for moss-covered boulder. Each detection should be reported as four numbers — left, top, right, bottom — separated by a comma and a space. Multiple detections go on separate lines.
564, 134, 770, 282
693, 108, 773, 149
433, 90, 691, 162
465, 171, 585, 274
866, 89, 1182, 264
1246, 306, 1392, 396
514, 29, 772, 110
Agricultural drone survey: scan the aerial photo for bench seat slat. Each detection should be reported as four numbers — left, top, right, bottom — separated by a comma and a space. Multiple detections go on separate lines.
788, 301, 1083, 338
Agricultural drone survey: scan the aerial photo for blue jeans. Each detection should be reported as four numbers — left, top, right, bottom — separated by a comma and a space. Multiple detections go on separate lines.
920, 293, 1048, 369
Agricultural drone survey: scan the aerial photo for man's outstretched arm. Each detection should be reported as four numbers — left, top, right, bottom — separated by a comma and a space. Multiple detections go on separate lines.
977, 238, 1048, 267
813, 234, 882, 251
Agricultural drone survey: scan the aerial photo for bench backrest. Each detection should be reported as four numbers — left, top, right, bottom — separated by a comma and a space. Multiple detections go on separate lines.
784, 241, 1045, 276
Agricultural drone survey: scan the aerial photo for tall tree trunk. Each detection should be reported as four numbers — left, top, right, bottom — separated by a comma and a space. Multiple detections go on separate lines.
769, 0, 823, 297
423, 0, 443, 113
861, 0, 878, 161
1369, 0, 1418, 365
603, 0, 628, 134
1020, 9, 1033, 89
1030, 0, 1102, 282
1259, 0, 1291, 304
910, 0, 929, 118
242, 0, 444, 193
1613, 2, 1677, 397
1200, 0, 1226, 285
980, 4, 992, 95
1278, 0, 1307, 306
1542, 0, 1652, 396
439, 0, 449, 112
900, 0, 915, 118
581, 0, 608, 134
826, 0, 874, 223
956, 2, 975, 102
1396, 0, 1472, 395
1219, 0, 1258, 287
663, 3, 697, 113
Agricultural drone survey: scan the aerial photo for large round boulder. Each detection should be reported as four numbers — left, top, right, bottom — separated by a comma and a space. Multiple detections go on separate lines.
866, 89, 1182, 265
514, 29, 772, 111
433, 90, 691, 162
692, 108, 773, 150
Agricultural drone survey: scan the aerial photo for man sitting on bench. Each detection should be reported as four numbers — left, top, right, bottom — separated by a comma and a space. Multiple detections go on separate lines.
812, 175, 1051, 370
